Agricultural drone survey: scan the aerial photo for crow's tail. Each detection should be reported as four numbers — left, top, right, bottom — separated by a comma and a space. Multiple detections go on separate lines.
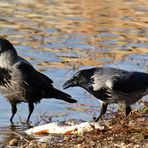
47, 88, 77, 103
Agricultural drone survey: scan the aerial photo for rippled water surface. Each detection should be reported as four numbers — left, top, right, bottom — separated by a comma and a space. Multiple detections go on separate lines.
0, 0, 147, 145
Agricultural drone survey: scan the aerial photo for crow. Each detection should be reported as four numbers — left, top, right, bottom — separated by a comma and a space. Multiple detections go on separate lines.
63, 67, 148, 121
0, 38, 77, 124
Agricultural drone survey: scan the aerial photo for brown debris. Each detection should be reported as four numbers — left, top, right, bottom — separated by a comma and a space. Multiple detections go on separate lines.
5, 110, 148, 148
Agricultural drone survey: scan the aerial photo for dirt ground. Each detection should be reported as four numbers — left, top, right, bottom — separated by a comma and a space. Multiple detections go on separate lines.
5, 108, 148, 148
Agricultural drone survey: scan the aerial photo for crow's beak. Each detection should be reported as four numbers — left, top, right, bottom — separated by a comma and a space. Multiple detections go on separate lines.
63, 78, 76, 89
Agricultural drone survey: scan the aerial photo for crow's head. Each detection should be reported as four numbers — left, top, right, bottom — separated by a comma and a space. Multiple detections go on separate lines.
0, 38, 18, 67
63, 72, 81, 89
0, 38, 17, 55
63, 68, 95, 89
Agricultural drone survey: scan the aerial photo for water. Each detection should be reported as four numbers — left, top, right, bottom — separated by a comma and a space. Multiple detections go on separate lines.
0, 0, 147, 145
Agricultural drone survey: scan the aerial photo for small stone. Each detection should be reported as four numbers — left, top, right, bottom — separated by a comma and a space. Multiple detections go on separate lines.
39, 143, 48, 148
75, 144, 82, 148
8, 138, 18, 146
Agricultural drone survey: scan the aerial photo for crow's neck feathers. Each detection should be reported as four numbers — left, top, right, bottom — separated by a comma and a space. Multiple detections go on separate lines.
0, 49, 18, 68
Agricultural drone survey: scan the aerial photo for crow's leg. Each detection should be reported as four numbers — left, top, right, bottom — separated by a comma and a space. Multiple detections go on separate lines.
94, 102, 108, 122
125, 105, 132, 117
120, 105, 132, 126
26, 103, 34, 124
10, 103, 17, 124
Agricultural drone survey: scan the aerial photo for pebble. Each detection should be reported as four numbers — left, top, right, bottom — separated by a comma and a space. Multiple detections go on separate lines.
8, 138, 18, 146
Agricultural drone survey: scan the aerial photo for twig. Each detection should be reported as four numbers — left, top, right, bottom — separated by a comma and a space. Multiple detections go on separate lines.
40, 112, 52, 123
17, 114, 27, 126
10, 131, 30, 143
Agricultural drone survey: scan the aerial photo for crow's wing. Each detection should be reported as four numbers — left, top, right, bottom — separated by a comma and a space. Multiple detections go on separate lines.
113, 72, 148, 93
14, 61, 53, 91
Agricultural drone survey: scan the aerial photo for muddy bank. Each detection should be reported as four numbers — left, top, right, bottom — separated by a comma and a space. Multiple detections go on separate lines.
5, 108, 148, 148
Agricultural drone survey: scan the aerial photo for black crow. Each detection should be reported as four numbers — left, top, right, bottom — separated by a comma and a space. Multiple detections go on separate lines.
63, 67, 148, 121
0, 38, 77, 124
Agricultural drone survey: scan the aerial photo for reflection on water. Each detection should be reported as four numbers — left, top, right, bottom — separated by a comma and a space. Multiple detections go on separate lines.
0, 0, 147, 145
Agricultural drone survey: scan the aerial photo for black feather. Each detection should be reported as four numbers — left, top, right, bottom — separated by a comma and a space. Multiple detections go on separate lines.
0, 68, 12, 86
113, 72, 148, 93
